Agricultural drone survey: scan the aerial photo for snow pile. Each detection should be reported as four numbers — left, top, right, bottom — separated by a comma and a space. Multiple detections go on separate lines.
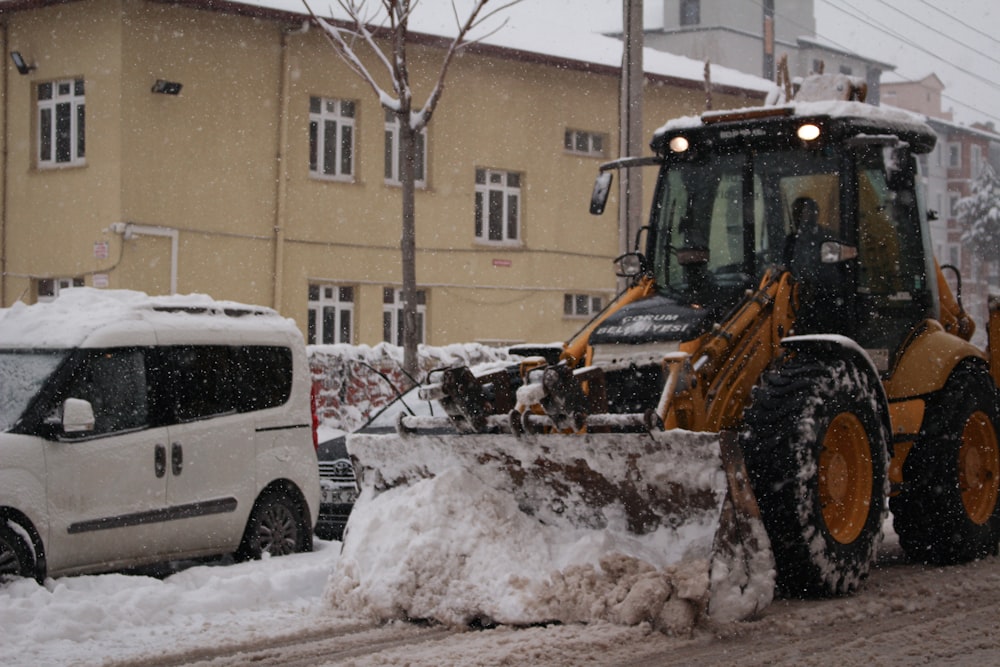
328, 430, 775, 634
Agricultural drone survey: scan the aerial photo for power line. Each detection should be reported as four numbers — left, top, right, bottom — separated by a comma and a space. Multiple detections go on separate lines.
812, 0, 1000, 125
906, 0, 1000, 51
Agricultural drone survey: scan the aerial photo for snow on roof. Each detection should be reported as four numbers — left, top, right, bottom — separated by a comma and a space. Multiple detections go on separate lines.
235, 0, 775, 96
0, 288, 290, 349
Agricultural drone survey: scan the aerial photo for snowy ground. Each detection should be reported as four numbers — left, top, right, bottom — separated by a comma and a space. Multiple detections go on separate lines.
5, 521, 1000, 666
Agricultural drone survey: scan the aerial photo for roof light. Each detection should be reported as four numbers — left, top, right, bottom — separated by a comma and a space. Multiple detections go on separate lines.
669, 136, 690, 153
797, 123, 821, 141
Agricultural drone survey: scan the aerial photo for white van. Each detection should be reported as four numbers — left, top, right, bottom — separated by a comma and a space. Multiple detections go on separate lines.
0, 289, 320, 581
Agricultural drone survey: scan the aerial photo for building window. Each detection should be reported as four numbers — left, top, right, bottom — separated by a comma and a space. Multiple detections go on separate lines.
307, 284, 354, 345
564, 129, 606, 157
839, 65, 853, 75
37, 276, 84, 302
474, 168, 521, 244
309, 97, 355, 180
384, 109, 427, 186
948, 191, 960, 218
971, 144, 983, 177
383, 288, 426, 345
680, 0, 700, 26
37, 79, 85, 168
947, 142, 961, 169
563, 293, 604, 318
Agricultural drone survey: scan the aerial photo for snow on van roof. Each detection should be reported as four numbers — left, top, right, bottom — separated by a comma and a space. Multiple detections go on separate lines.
0, 288, 291, 349
655, 99, 933, 137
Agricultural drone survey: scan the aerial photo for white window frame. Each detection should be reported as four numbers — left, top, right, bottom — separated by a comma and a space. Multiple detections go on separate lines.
309, 97, 356, 181
971, 144, 983, 177
563, 293, 604, 319
947, 142, 961, 169
37, 78, 85, 169
564, 129, 606, 157
37, 276, 84, 302
474, 168, 522, 245
383, 288, 426, 345
307, 284, 355, 345
948, 190, 961, 218
384, 110, 427, 187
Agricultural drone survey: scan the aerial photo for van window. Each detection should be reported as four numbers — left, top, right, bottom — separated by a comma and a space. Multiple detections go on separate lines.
63, 349, 149, 435
148, 345, 294, 425
0, 350, 68, 431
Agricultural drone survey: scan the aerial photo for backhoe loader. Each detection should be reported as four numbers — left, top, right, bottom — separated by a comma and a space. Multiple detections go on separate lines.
342, 77, 1000, 622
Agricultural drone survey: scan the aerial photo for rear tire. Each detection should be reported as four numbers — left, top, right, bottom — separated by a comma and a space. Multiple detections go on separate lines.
740, 350, 889, 597
890, 361, 1000, 565
0, 524, 34, 583
236, 488, 312, 561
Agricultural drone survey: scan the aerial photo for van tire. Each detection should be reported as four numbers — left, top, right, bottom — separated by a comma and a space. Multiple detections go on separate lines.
0, 524, 34, 583
236, 488, 312, 561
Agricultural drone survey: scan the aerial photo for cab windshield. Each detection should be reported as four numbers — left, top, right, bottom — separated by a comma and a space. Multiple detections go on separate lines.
650, 148, 841, 306
0, 350, 69, 431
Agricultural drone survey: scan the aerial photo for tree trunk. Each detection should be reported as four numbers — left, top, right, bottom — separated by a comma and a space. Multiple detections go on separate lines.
399, 118, 420, 379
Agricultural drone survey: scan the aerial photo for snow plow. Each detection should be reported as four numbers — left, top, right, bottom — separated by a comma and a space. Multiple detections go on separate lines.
336, 76, 1000, 628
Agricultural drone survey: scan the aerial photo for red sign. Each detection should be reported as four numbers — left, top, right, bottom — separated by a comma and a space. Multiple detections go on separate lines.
492, 259, 512, 268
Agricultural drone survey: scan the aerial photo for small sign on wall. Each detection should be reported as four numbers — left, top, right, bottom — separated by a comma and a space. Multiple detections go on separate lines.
92, 274, 109, 288
94, 241, 109, 260
492, 259, 512, 268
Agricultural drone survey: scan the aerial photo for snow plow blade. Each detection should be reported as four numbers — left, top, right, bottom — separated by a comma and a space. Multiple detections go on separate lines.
335, 428, 775, 631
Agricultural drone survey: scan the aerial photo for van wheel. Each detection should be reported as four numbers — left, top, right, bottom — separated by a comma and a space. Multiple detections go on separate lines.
890, 361, 1000, 565
0, 524, 34, 583
236, 489, 311, 561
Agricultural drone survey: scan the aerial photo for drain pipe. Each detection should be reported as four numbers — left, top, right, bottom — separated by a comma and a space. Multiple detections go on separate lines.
1, 21, 10, 306
110, 222, 179, 294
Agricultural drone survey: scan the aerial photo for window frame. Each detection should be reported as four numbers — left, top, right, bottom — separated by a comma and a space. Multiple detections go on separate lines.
37, 78, 86, 169
564, 129, 607, 158
384, 109, 427, 187
382, 287, 426, 346
309, 96, 356, 181
307, 284, 355, 345
563, 293, 605, 319
680, 0, 700, 26
474, 168, 522, 246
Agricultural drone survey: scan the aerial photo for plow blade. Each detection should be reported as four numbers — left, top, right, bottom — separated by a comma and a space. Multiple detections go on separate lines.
334, 429, 775, 632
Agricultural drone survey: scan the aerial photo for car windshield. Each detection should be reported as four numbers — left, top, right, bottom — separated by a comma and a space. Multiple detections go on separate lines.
0, 349, 69, 431
364, 386, 441, 430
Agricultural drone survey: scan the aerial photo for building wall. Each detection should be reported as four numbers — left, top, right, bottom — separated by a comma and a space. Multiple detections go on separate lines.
0, 0, 758, 346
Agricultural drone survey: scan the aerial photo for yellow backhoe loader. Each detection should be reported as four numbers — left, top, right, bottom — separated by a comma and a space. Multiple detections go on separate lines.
343, 77, 1000, 622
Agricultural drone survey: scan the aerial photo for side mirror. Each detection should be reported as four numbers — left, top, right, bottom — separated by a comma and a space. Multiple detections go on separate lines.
614, 252, 647, 278
62, 398, 95, 433
590, 171, 613, 215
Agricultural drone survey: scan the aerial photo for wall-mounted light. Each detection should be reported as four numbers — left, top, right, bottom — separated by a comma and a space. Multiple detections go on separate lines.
151, 79, 182, 95
10, 51, 35, 76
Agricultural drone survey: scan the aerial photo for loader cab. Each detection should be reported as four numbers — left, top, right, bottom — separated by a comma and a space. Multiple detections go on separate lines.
646, 106, 938, 368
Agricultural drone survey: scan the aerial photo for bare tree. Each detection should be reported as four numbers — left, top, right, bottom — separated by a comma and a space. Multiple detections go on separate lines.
305, 0, 519, 377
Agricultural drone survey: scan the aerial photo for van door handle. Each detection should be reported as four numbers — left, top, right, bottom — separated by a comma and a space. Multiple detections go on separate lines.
155, 444, 166, 478
171, 442, 183, 476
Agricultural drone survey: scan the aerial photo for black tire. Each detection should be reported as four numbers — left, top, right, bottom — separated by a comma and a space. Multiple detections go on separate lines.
740, 350, 889, 598
0, 523, 35, 583
236, 488, 313, 561
890, 360, 1000, 565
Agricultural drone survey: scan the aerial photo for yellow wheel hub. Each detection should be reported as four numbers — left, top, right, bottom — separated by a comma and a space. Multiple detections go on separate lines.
959, 411, 1000, 526
819, 412, 874, 544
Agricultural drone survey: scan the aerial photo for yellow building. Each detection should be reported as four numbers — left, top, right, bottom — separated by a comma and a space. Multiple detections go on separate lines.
0, 0, 765, 345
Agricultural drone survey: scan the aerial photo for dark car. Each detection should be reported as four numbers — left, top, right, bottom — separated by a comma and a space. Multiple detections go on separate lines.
314, 386, 443, 541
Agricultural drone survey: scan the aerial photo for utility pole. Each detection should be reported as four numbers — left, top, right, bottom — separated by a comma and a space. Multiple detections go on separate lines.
619, 0, 643, 289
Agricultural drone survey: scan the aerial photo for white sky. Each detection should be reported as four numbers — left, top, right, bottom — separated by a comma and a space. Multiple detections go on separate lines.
812, 0, 1000, 127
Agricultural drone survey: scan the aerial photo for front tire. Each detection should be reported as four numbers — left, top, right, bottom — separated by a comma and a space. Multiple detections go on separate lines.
890, 361, 1000, 565
0, 524, 35, 583
236, 488, 312, 561
740, 350, 889, 597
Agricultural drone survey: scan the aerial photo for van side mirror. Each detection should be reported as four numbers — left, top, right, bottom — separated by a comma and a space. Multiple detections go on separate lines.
590, 171, 613, 215
62, 398, 95, 433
